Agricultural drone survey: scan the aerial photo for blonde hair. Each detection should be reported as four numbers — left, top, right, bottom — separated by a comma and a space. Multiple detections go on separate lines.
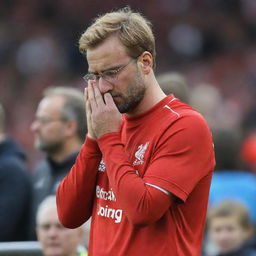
79, 7, 156, 67
208, 201, 251, 229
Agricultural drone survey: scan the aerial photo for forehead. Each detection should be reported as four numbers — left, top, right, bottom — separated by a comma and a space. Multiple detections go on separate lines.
38, 206, 58, 224
210, 216, 240, 227
86, 36, 128, 71
37, 96, 65, 116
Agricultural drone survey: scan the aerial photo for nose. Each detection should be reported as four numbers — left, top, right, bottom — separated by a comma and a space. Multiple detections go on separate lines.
97, 77, 113, 94
47, 226, 59, 238
30, 120, 40, 132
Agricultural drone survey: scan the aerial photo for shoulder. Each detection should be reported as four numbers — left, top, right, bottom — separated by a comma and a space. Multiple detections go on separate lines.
246, 249, 256, 256
0, 155, 29, 177
33, 160, 51, 173
161, 110, 212, 143
160, 97, 210, 131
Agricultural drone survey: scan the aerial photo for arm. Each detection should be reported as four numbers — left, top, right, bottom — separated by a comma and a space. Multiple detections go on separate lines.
98, 132, 173, 226
57, 86, 101, 228
56, 137, 101, 228
87, 83, 214, 226
87, 83, 174, 226
97, 115, 214, 226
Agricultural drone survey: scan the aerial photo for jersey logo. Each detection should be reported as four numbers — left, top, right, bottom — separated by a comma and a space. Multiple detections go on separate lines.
133, 142, 150, 165
98, 160, 106, 172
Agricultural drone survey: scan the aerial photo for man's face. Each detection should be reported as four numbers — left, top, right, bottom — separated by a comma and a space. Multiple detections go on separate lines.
209, 216, 249, 253
37, 206, 83, 256
31, 96, 68, 154
86, 36, 146, 114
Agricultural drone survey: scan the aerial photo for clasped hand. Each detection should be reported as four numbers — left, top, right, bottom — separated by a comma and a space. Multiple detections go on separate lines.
84, 82, 122, 139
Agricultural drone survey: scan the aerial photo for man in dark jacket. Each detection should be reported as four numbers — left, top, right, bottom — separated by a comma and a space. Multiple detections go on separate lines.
29, 86, 87, 239
0, 103, 32, 241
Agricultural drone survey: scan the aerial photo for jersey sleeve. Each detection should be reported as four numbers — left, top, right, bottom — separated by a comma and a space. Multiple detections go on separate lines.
56, 136, 102, 228
144, 113, 215, 202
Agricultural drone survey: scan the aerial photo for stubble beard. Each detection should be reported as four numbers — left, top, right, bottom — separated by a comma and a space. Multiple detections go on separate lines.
34, 137, 64, 155
115, 70, 146, 114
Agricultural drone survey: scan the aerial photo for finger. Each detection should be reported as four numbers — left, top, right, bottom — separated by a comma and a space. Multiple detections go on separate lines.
84, 87, 88, 103
84, 88, 89, 113
93, 84, 105, 107
87, 83, 98, 110
86, 96, 92, 115
104, 93, 117, 109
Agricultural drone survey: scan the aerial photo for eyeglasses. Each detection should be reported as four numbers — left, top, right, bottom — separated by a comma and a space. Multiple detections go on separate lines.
34, 117, 66, 125
83, 58, 137, 84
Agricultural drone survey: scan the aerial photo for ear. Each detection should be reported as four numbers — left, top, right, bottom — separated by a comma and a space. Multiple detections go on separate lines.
64, 120, 78, 137
138, 51, 153, 75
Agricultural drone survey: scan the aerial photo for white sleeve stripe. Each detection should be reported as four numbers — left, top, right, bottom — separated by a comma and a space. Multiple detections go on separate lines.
145, 183, 170, 196
163, 105, 180, 117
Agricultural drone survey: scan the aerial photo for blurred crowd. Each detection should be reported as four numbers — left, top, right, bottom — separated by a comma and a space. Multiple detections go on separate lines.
1, 0, 256, 255
1, 0, 256, 167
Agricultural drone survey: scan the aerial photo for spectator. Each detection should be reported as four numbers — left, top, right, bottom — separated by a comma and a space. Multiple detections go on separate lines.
205, 201, 256, 256
36, 195, 87, 256
157, 72, 190, 103
29, 86, 87, 239
0, 103, 32, 241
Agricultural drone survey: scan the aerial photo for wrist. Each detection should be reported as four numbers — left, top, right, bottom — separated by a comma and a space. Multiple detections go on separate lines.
87, 132, 97, 140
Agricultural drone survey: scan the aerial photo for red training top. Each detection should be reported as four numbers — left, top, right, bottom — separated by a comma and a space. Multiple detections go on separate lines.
57, 95, 215, 256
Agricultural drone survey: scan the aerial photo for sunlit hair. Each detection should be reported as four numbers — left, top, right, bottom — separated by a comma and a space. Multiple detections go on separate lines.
43, 86, 87, 141
79, 6, 156, 68
207, 201, 251, 229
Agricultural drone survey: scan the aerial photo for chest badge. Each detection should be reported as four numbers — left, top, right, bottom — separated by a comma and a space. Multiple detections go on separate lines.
133, 142, 150, 165
98, 159, 106, 172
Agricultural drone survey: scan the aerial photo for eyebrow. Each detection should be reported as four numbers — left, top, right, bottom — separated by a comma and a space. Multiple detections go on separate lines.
88, 64, 122, 75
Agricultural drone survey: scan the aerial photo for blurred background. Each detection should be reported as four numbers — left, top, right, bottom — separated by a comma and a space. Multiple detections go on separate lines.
1, 0, 256, 254
1, 0, 256, 169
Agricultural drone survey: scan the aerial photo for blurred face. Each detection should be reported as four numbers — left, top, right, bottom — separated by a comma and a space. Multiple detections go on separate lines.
209, 216, 249, 253
86, 36, 146, 114
37, 205, 83, 256
31, 96, 69, 155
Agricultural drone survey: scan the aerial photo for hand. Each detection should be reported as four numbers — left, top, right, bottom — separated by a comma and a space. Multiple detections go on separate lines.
87, 83, 122, 138
84, 84, 97, 139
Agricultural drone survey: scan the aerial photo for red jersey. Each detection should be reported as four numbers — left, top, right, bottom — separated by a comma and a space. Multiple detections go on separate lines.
57, 95, 215, 256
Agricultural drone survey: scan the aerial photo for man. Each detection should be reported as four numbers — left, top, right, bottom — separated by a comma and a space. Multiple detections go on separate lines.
36, 196, 87, 256
30, 86, 87, 239
57, 7, 215, 256
0, 103, 32, 241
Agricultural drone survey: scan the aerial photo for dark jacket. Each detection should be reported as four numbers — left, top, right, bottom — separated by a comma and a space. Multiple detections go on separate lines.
215, 245, 256, 256
29, 152, 79, 239
0, 137, 32, 241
